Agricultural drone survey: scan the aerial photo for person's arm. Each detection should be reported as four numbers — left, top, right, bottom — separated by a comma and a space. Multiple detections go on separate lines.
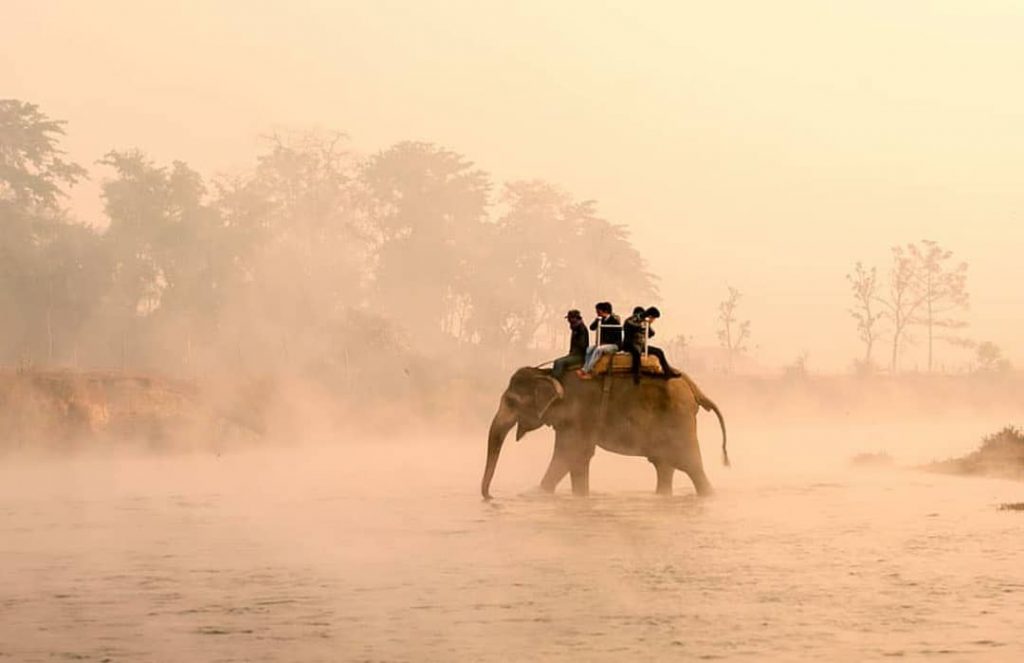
590, 318, 599, 331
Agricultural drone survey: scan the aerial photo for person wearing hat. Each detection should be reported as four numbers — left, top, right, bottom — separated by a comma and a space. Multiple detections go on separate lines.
622, 305, 682, 384
552, 309, 590, 378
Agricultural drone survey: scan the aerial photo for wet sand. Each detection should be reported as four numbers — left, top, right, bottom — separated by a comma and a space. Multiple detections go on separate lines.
1, 419, 1022, 661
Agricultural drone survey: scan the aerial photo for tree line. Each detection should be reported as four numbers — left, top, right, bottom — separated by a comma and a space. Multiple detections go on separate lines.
847, 241, 1008, 374
0, 99, 657, 387
2, 99, 1010, 383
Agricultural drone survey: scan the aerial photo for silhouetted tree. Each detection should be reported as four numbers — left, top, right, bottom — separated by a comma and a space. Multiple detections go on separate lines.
215, 131, 368, 372
0, 100, 87, 211
359, 141, 490, 348
906, 240, 969, 373
716, 286, 750, 373
0, 99, 91, 364
847, 261, 884, 371
877, 245, 924, 373
975, 341, 1010, 373
469, 180, 656, 359
664, 333, 689, 366
875, 240, 969, 374
99, 150, 227, 370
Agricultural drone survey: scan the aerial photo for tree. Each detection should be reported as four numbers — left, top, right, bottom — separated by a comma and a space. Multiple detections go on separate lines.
906, 240, 969, 373
359, 141, 490, 349
846, 261, 884, 370
877, 245, 925, 373
99, 150, 227, 370
468, 180, 656, 360
875, 240, 969, 374
716, 286, 750, 372
215, 131, 368, 373
975, 341, 1011, 373
0, 99, 87, 212
0, 99, 91, 364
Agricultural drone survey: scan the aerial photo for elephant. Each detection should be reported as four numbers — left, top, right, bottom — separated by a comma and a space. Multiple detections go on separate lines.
481, 367, 727, 499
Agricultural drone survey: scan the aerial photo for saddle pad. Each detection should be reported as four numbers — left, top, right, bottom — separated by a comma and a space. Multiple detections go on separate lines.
593, 352, 663, 375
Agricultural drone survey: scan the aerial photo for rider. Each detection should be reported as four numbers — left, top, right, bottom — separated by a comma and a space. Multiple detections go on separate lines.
576, 301, 622, 380
622, 306, 682, 383
551, 309, 589, 378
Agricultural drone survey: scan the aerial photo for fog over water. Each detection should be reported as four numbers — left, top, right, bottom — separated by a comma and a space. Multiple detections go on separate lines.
2, 416, 1023, 661
3, 2, 1024, 661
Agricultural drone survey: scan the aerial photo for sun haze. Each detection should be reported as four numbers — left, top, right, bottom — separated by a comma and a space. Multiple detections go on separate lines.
5, 0, 1023, 369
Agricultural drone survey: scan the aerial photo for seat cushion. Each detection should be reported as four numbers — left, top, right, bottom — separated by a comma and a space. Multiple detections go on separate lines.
593, 352, 662, 375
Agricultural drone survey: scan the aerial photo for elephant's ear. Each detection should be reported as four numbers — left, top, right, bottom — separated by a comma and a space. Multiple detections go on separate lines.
532, 375, 564, 419
514, 374, 564, 441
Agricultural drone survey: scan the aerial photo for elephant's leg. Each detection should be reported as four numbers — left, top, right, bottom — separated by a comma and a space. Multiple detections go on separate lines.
569, 462, 591, 497
681, 464, 713, 496
671, 451, 712, 496
540, 428, 592, 493
650, 458, 675, 496
549, 428, 595, 497
539, 449, 570, 493
667, 421, 714, 496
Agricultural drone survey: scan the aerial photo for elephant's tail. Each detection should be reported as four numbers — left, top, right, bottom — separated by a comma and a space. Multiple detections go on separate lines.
703, 397, 729, 467
680, 372, 730, 467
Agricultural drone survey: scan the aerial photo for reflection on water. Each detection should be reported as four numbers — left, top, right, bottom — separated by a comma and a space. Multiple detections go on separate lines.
1, 425, 1022, 661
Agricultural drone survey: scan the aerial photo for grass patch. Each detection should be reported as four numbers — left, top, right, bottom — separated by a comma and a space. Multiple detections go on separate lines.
923, 426, 1024, 481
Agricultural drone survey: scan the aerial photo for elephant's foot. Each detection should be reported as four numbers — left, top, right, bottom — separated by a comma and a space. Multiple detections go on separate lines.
689, 472, 714, 497
650, 459, 675, 496
569, 468, 590, 496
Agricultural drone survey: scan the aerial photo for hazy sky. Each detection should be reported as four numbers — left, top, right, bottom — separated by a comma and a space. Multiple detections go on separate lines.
4, 0, 1023, 370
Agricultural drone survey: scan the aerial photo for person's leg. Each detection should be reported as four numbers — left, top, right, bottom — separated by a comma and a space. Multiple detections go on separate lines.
648, 346, 681, 377
582, 344, 615, 373
627, 345, 642, 384
552, 355, 570, 378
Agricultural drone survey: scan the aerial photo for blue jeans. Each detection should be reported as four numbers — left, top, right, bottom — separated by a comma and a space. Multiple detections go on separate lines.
582, 344, 620, 373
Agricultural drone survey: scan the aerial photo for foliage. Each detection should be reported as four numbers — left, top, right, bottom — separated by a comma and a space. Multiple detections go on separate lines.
0, 99, 87, 212
0, 99, 661, 387
0, 100, 91, 363
975, 341, 1011, 373
924, 426, 1024, 481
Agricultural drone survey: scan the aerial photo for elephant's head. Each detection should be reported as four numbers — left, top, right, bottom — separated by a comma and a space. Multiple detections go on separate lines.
481, 367, 564, 499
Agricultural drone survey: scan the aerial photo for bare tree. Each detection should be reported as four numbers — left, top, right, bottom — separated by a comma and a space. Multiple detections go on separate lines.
716, 286, 750, 373
664, 333, 689, 367
906, 240, 969, 373
877, 245, 925, 373
846, 261, 884, 370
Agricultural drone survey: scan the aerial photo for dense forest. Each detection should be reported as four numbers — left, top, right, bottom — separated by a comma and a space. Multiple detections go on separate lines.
1, 99, 1012, 395
1, 100, 659, 393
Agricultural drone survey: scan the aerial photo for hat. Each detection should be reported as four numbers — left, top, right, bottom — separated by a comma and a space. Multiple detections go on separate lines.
645, 306, 661, 319
565, 309, 582, 320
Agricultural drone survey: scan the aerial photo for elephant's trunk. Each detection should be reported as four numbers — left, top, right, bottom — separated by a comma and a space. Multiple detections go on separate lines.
481, 399, 517, 500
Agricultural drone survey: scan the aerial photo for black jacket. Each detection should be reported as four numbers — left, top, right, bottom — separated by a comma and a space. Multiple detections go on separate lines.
589, 314, 623, 346
622, 314, 654, 350
568, 320, 590, 357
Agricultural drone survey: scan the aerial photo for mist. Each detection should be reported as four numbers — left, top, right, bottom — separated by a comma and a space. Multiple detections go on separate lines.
2, 2, 1024, 661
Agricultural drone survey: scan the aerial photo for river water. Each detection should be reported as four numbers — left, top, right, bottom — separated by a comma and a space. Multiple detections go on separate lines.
1, 417, 1021, 661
